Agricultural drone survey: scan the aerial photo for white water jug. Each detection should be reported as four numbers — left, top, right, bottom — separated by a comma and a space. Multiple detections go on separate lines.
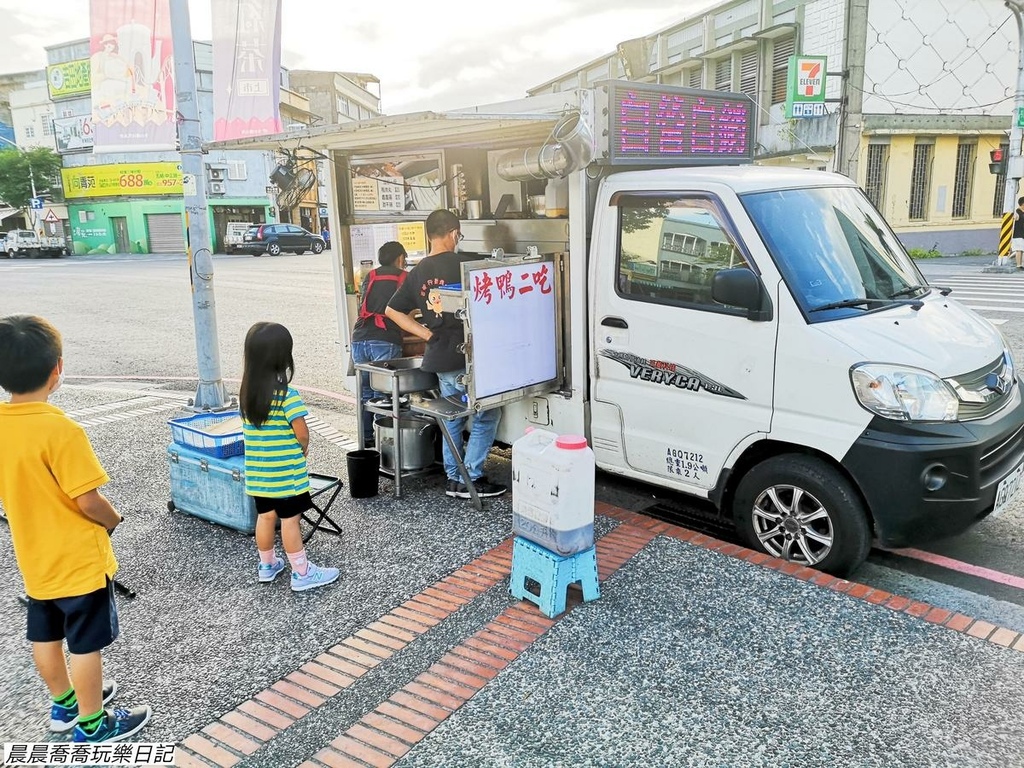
512, 429, 595, 555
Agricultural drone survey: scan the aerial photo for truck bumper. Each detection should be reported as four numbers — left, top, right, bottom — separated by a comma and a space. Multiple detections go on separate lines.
841, 385, 1024, 547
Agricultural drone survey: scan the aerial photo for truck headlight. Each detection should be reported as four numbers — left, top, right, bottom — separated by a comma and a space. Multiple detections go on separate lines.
851, 364, 959, 422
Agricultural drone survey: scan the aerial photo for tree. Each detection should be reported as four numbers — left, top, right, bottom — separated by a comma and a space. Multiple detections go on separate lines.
0, 147, 63, 209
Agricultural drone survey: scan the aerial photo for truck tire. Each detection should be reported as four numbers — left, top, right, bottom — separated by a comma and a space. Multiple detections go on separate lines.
732, 455, 871, 577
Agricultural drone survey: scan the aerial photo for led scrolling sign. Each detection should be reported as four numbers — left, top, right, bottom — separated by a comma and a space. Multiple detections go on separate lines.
601, 82, 755, 166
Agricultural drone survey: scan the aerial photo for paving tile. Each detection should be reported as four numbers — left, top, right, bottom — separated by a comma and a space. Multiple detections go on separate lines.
237, 700, 294, 730
363, 711, 425, 744
315, 652, 371, 679
301, 661, 357, 689
377, 701, 435, 733
329, 734, 396, 768
287, 670, 342, 697
356, 627, 409, 651
256, 688, 314, 718
181, 734, 240, 768
347, 723, 411, 758
390, 691, 452, 723
200, 723, 262, 756
272, 679, 327, 708
220, 711, 278, 742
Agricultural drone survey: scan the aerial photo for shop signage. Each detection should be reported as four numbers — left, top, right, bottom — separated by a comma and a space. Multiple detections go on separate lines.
53, 114, 94, 153
47, 60, 91, 99
786, 56, 828, 119
61, 162, 183, 199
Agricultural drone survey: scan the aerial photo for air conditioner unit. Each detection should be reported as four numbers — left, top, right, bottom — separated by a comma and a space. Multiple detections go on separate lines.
209, 168, 225, 181
209, 181, 226, 195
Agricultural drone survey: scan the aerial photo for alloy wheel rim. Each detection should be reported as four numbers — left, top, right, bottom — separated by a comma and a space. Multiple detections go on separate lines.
751, 484, 834, 565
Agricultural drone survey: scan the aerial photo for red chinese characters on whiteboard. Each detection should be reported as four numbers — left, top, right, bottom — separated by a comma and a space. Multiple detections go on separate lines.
472, 265, 552, 304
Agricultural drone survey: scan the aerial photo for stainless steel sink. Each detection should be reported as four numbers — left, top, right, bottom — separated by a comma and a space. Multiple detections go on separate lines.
366, 356, 439, 394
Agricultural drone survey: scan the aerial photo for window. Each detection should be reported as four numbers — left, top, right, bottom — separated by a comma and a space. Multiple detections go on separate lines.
25, 125, 35, 138
714, 58, 732, 91
864, 143, 889, 210
952, 141, 976, 219
227, 161, 247, 180
993, 142, 1010, 216
739, 49, 758, 102
617, 195, 750, 312
688, 67, 702, 89
909, 141, 933, 221
771, 36, 795, 105
41, 113, 53, 136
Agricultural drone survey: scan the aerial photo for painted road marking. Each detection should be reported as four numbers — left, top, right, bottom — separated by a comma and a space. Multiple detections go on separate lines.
884, 547, 1024, 591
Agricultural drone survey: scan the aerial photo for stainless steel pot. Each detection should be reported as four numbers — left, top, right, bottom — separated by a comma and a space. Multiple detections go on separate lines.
366, 356, 439, 395
375, 416, 437, 472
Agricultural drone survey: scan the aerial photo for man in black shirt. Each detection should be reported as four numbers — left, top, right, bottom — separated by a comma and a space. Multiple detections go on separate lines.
352, 241, 407, 445
386, 210, 506, 499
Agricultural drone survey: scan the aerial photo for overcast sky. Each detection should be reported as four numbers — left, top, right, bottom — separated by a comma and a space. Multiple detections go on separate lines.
0, 0, 717, 113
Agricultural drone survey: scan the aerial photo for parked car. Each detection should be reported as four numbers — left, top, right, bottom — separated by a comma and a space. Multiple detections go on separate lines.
0, 233, 7, 254
4, 229, 66, 258
223, 222, 257, 254
238, 224, 325, 256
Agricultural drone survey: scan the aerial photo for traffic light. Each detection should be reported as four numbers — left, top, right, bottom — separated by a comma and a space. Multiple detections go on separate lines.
990, 147, 1007, 175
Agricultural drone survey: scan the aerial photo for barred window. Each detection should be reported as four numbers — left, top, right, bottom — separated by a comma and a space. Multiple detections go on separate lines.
739, 49, 758, 102
993, 143, 1010, 216
951, 141, 976, 219
864, 143, 889, 210
714, 58, 732, 91
771, 36, 795, 104
909, 142, 933, 221
689, 67, 702, 89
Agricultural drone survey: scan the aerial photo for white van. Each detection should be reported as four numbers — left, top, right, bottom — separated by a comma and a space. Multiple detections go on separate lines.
211, 81, 1024, 575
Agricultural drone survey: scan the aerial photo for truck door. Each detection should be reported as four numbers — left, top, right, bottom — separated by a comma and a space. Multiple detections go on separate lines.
591, 191, 777, 493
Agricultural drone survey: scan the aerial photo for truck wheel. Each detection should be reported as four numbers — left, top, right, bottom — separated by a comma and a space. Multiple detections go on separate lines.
732, 455, 871, 577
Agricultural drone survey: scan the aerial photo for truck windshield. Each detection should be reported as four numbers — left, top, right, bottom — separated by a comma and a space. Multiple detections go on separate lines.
741, 186, 927, 319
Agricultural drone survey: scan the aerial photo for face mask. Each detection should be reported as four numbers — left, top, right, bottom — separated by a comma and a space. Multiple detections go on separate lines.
51, 366, 65, 394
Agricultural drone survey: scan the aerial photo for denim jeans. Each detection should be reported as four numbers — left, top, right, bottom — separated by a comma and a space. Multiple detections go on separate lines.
436, 369, 502, 482
352, 340, 402, 443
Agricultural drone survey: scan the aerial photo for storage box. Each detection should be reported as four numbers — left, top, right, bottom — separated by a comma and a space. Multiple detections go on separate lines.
167, 411, 244, 458
167, 442, 256, 534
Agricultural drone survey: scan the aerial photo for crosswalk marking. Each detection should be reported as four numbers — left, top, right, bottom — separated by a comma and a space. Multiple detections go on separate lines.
916, 270, 1024, 322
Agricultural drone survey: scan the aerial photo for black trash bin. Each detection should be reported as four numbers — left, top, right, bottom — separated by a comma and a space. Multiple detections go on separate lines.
346, 449, 380, 498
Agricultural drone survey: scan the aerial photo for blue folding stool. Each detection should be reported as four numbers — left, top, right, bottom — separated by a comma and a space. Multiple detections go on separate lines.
509, 536, 600, 618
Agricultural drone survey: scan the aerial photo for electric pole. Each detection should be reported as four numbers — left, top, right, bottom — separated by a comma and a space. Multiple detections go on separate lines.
169, 0, 229, 410
838, 0, 869, 180
1000, 1, 1024, 267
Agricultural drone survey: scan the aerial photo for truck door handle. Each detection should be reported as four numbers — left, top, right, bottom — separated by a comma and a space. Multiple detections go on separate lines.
601, 317, 629, 329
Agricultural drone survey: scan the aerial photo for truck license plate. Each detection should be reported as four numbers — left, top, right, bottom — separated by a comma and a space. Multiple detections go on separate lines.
992, 459, 1024, 519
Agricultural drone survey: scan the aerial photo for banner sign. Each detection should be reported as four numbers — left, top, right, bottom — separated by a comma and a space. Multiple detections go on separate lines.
47, 60, 91, 100
89, 0, 176, 152
785, 56, 827, 119
53, 115, 94, 153
212, 0, 283, 141
62, 162, 182, 199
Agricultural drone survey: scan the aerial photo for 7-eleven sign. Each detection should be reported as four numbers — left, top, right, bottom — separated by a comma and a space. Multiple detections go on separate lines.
786, 55, 828, 118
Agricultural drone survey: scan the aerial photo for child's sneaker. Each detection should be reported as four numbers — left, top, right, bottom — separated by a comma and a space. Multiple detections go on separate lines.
50, 680, 118, 733
291, 563, 340, 592
257, 556, 286, 583
72, 705, 151, 743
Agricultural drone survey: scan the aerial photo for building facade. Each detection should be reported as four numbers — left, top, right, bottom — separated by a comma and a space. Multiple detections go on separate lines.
529, 0, 1017, 253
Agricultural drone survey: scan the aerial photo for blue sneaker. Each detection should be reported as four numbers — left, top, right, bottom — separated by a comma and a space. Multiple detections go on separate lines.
258, 556, 286, 583
72, 705, 151, 743
291, 562, 340, 592
50, 680, 118, 733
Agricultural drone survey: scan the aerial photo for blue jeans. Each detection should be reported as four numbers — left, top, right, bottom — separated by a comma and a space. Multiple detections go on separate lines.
352, 340, 402, 443
437, 369, 502, 482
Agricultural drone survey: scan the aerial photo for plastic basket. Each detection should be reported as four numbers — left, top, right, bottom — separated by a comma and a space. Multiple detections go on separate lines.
168, 411, 244, 458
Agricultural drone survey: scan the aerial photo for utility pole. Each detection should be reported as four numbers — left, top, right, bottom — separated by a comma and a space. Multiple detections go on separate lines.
169, 0, 229, 411
837, 0, 869, 180
1000, 1, 1024, 267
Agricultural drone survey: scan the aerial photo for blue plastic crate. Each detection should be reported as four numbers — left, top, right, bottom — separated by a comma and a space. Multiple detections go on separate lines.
167, 411, 244, 458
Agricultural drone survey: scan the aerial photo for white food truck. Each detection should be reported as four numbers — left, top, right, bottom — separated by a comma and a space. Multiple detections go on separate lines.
213, 81, 1024, 575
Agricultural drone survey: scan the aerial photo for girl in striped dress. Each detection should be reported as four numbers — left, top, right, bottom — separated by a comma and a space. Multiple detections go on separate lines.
240, 322, 339, 592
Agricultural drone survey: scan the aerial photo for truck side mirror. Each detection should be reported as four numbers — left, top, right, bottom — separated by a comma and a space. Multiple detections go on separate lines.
712, 268, 771, 321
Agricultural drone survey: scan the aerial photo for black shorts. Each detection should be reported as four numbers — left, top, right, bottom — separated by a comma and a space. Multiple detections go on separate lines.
26, 579, 120, 655
253, 491, 313, 519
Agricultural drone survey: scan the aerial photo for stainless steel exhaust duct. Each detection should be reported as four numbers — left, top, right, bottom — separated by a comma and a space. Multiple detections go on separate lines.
495, 111, 594, 182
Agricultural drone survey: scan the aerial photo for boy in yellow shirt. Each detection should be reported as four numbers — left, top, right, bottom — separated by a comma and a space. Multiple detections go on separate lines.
0, 315, 150, 743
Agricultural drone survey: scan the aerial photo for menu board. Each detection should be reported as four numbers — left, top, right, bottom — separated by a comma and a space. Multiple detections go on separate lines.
350, 222, 428, 267
599, 81, 754, 166
464, 259, 558, 402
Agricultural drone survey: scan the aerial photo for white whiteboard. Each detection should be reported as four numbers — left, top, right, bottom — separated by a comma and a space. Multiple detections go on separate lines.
465, 260, 558, 400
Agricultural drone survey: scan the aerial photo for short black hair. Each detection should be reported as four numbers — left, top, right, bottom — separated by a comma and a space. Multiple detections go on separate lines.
378, 241, 407, 267
0, 315, 62, 394
1018, 196, 1024, 207
425, 209, 460, 240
